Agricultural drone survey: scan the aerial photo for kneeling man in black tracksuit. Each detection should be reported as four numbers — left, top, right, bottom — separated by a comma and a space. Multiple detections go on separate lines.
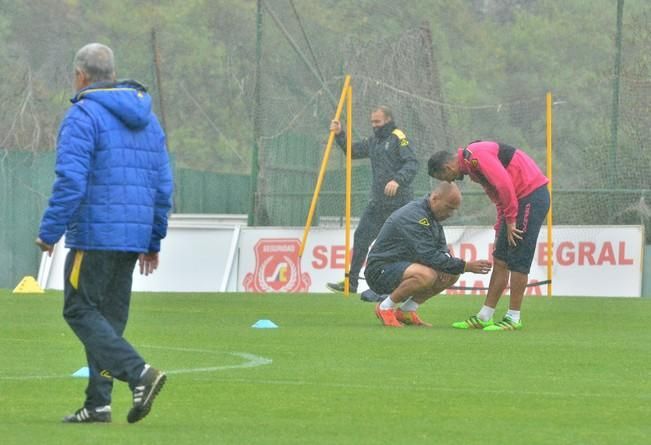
365, 182, 492, 327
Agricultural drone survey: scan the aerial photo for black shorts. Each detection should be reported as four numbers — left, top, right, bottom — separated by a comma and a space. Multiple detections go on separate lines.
364, 261, 411, 295
493, 184, 550, 274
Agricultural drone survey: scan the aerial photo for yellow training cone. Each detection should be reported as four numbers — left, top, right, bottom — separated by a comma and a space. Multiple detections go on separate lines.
13, 276, 45, 294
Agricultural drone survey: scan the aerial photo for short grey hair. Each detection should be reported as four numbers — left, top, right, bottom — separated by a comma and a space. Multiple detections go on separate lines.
373, 105, 393, 121
73, 43, 115, 83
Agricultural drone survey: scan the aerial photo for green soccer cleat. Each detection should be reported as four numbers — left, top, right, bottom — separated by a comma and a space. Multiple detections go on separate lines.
483, 316, 523, 331
451, 315, 494, 329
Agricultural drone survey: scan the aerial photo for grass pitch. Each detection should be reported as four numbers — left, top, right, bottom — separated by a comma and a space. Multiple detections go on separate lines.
0, 290, 649, 445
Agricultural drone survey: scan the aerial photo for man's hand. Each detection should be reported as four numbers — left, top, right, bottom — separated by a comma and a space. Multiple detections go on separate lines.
384, 180, 400, 197
138, 252, 159, 276
464, 260, 492, 274
330, 120, 342, 135
506, 222, 523, 247
35, 238, 54, 256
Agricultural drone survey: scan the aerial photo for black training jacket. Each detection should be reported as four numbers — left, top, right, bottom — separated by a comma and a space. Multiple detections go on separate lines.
335, 122, 419, 208
366, 197, 466, 275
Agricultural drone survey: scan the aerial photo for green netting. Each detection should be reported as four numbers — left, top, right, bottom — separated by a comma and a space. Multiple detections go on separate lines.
0, 152, 54, 288
252, 0, 649, 239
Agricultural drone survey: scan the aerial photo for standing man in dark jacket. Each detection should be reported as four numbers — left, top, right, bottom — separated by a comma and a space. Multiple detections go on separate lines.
36, 43, 173, 424
366, 183, 492, 327
326, 106, 419, 294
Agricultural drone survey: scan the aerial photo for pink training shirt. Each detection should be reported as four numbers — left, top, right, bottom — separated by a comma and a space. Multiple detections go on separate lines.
457, 141, 548, 229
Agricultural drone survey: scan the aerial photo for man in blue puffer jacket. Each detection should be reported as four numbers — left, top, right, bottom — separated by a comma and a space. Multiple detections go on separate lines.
36, 43, 173, 424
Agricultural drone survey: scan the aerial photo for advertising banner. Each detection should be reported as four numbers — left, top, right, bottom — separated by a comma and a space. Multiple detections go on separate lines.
237, 226, 644, 297
39, 218, 644, 297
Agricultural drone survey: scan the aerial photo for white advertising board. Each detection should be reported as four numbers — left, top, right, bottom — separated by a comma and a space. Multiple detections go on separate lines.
38, 217, 644, 297
38, 215, 238, 292
235, 225, 644, 297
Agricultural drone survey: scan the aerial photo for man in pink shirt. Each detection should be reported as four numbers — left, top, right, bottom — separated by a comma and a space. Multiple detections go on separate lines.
427, 141, 550, 331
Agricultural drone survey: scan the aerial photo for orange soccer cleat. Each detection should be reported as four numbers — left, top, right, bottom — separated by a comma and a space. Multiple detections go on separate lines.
395, 309, 432, 327
375, 304, 404, 327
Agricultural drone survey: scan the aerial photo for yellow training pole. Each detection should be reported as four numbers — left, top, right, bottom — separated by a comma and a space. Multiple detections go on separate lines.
546, 92, 553, 298
299, 75, 351, 257
344, 85, 352, 295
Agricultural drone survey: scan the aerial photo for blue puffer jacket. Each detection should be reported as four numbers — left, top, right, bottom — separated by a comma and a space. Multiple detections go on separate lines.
39, 80, 173, 253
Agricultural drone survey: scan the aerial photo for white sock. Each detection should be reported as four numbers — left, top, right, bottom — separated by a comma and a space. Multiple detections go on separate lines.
379, 296, 399, 310
506, 309, 521, 323
477, 305, 495, 322
400, 297, 419, 312
139, 364, 151, 378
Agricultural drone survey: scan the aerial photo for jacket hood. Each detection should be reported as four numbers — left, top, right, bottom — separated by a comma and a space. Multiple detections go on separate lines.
72, 80, 152, 130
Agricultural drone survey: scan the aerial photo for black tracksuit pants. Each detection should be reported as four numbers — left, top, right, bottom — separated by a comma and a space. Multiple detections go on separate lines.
349, 202, 403, 290
62, 249, 146, 409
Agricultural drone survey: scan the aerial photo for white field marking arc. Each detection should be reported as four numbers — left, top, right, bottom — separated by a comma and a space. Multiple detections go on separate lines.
141, 345, 273, 375
1, 341, 647, 401
0, 345, 272, 381
1, 351, 648, 402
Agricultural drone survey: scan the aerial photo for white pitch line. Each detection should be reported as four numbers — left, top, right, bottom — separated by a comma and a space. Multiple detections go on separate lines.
1, 344, 648, 402
0, 346, 272, 381
2, 360, 648, 402
0, 373, 70, 381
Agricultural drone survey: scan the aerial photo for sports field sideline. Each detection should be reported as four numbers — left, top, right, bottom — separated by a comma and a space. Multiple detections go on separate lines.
1, 290, 649, 444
